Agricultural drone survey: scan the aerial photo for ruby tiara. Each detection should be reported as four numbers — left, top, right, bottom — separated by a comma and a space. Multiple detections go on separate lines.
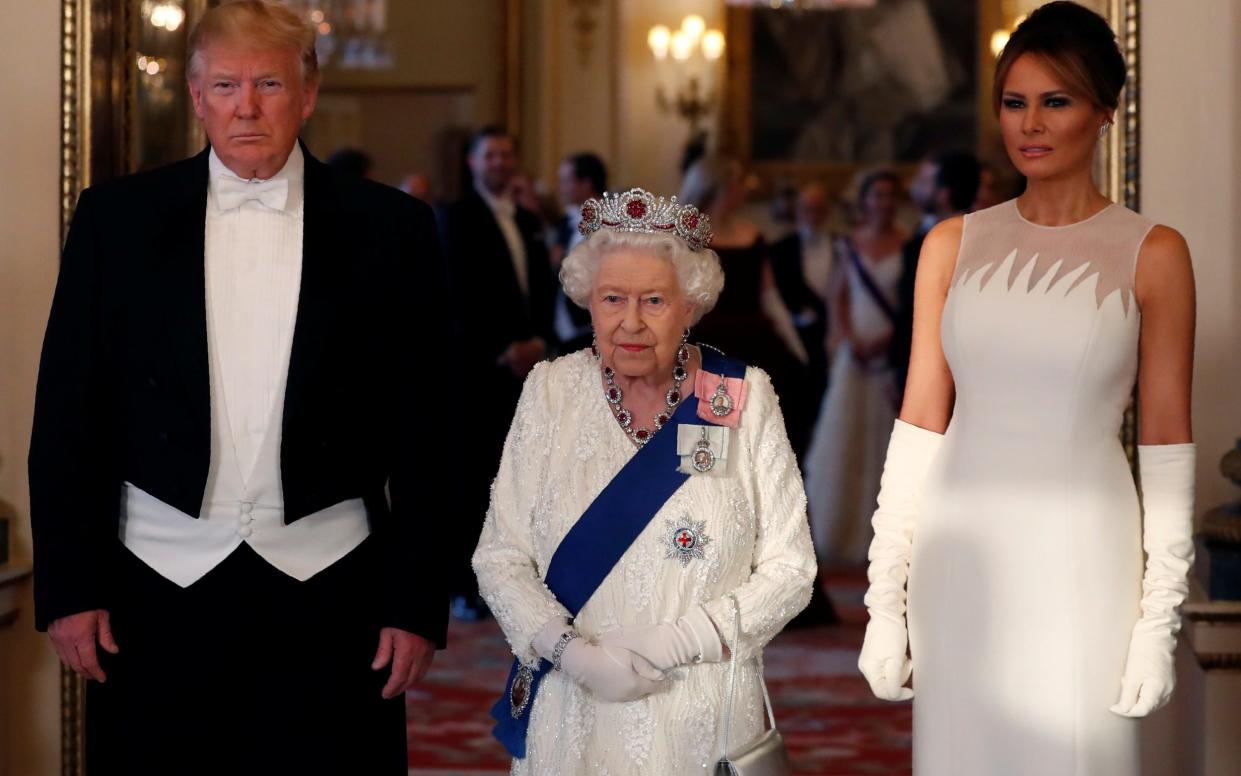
578, 187, 713, 252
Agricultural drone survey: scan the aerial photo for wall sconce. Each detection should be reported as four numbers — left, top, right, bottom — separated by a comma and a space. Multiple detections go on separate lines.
990, 11, 1027, 58
647, 15, 726, 136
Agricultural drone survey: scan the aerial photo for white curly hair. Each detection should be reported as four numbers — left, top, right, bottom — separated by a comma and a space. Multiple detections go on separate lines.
559, 230, 725, 325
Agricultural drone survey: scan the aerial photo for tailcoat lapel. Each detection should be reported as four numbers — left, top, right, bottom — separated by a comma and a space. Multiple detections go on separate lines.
158, 147, 212, 443
281, 144, 343, 446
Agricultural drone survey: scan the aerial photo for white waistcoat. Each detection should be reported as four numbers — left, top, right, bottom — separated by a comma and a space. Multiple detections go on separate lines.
119, 147, 369, 587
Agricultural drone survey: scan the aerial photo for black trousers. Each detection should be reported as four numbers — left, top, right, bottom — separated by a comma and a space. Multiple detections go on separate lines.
87, 538, 406, 776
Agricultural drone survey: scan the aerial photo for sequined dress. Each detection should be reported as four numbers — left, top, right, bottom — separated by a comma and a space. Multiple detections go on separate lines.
473, 349, 816, 775
908, 199, 1156, 775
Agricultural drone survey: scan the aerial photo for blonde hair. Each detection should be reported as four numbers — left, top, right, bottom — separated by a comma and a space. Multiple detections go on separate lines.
188, 0, 318, 84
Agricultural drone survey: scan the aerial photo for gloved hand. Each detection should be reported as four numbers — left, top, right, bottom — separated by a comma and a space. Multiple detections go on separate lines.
596, 605, 724, 671
532, 618, 665, 702
858, 420, 944, 702
1111, 444, 1196, 718
560, 641, 666, 702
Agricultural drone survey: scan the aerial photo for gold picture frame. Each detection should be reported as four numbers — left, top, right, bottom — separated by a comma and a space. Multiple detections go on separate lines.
721, 0, 1140, 212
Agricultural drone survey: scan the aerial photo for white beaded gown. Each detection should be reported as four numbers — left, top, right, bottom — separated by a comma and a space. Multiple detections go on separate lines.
473, 350, 815, 776
805, 245, 903, 565
907, 199, 1156, 775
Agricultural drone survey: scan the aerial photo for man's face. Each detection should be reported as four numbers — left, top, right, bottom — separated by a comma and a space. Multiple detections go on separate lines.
469, 136, 517, 195
910, 160, 940, 214
796, 186, 828, 232
558, 161, 593, 206
188, 40, 317, 180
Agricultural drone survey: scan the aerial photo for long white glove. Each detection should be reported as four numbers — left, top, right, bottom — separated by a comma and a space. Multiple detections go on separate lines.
1111, 443, 1196, 718
596, 605, 725, 671
533, 619, 666, 702
858, 420, 944, 701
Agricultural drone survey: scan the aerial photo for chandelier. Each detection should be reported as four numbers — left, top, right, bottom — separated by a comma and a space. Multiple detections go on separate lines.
283, 0, 393, 70
723, 0, 875, 8
646, 15, 726, 135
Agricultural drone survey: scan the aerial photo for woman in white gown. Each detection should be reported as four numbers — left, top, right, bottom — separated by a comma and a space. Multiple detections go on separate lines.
857, 4, 1197, 775
805, 169, 909, 566
473, 188, 815, 775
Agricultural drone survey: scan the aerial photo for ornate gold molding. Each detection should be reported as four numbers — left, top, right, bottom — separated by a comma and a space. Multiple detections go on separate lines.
61, 0, 91, 242
567, 0, 602, 66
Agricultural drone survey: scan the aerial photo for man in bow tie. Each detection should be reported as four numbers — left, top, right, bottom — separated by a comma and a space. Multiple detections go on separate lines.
29, 2, 447, 773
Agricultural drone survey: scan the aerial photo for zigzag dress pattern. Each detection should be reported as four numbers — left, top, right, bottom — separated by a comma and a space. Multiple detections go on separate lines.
907, 199, 1156, 775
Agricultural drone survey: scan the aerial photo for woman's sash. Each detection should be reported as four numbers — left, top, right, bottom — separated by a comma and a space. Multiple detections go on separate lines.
490, 349, 745, 758
842, 236, 899, 325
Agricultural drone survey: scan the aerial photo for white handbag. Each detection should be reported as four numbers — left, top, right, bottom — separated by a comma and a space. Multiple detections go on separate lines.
713, 595, 793, 776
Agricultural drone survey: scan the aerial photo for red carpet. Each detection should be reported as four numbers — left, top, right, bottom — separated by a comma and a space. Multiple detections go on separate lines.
406, 571, 911, 775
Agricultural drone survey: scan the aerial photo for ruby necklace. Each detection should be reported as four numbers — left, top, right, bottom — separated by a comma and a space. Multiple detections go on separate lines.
601, 343, 690, 447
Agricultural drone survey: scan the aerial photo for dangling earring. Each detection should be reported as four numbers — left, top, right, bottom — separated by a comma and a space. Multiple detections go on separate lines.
677, 328, 690, 366
591, 330, 600, 360
1098, 121, 1112, 139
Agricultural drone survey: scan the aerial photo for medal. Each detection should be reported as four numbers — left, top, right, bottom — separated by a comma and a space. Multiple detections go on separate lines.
692, 426, 716, 473
665, 517, 711, 567
709, 375, 734, 417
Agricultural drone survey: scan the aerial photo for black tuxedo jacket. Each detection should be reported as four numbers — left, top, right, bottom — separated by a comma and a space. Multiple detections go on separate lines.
29, 143, 449, 645
436, 189, 557, 374
770, 232, 830, 372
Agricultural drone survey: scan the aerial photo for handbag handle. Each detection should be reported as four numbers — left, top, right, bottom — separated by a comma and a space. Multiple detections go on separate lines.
718, 593, 779, 763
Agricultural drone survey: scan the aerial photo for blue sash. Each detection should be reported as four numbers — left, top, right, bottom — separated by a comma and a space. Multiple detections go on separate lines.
490, 349, 745, 758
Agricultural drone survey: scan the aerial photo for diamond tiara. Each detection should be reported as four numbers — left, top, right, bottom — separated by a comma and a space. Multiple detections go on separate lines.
577, 187, 713, 252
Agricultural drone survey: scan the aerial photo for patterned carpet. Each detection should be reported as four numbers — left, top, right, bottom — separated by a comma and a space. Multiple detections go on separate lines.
406, 572, 911, 775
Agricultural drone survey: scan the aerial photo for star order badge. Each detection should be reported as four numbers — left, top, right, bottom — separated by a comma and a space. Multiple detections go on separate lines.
665, 517, 711, 567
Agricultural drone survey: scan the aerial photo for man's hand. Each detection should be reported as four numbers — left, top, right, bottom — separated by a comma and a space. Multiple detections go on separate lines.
371, 627, 435, 699
49, 609, 119, 682
498, 337, 546, 379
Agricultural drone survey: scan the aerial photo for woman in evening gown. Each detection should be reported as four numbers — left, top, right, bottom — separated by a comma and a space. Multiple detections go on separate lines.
858, 4, 1198, 775
804, 169, 908, 566
678, 157, 811, 458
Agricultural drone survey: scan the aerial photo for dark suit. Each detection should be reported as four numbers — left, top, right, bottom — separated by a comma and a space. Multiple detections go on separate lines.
770, 231, 831, 432
437, 189, 556, 595
29, 143, 447, 774
890, 223, 932, 406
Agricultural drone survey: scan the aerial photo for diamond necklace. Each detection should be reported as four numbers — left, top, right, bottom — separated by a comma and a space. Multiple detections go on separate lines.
601, 344, 690, 447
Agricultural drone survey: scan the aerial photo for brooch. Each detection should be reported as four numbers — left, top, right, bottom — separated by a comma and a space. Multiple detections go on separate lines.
665, 517, 711, 567
510, 664, 535, 719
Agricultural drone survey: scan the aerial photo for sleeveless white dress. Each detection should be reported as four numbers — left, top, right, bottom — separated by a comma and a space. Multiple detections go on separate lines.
908, 199, 1156, 775
805, 245, 902, 565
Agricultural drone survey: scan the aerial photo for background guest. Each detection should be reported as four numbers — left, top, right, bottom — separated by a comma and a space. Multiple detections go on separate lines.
679, 156, 811, 456
552, 151, 609, 353
438, 126, 557, 621
326, 146, 374, 180
890, 151, 980, 401
804, 169, 908, 567
771, 182, 837, 432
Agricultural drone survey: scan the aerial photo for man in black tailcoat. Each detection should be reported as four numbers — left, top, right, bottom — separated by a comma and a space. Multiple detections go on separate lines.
29, 3, 446, 773
438, 126, 556, 620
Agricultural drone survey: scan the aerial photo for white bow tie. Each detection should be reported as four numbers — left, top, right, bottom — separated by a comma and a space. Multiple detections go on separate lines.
214, 176, 289, 212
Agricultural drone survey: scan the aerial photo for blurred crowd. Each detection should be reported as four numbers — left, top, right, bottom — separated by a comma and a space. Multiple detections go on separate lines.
326, 131, 1005, 618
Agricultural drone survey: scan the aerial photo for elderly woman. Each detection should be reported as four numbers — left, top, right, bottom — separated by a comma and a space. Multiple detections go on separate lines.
473, 188, 816, 775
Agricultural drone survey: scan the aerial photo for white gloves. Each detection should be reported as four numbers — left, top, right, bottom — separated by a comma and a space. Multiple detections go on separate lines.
1111, 444, 1196, 718
858, 420, 944, 702
596, 605, 725, 671
533, 619, 665, 703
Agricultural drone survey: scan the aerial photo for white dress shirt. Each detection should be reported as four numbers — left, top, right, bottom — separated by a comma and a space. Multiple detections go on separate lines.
800, 227, 834, 305
120, 145, 369, 586
477, 183, 529, 297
